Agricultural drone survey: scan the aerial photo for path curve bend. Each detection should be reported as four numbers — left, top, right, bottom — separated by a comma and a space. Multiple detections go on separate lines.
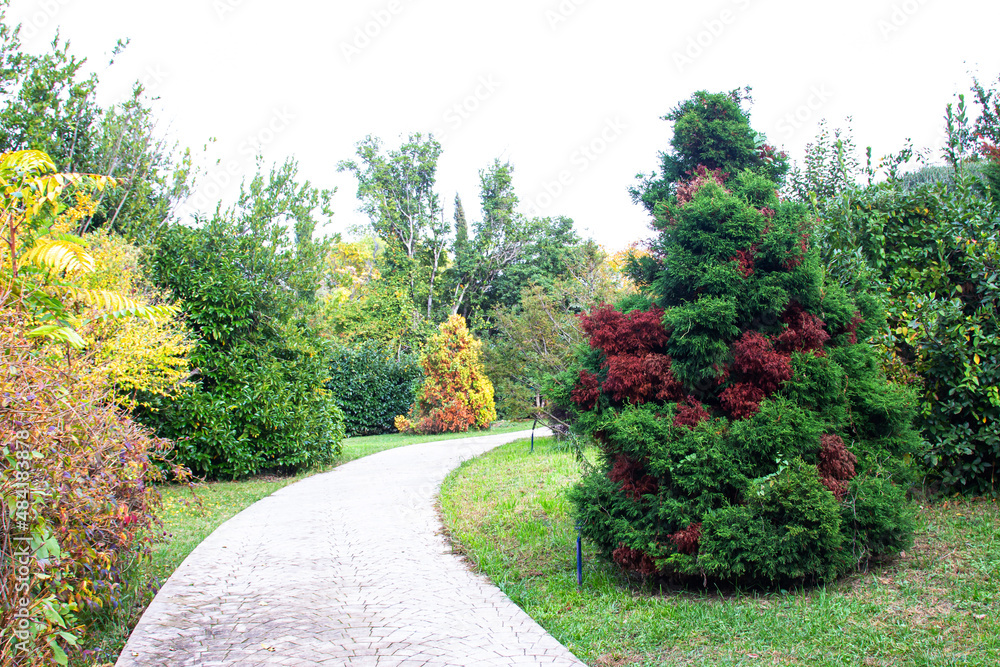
116, 429, 585, 666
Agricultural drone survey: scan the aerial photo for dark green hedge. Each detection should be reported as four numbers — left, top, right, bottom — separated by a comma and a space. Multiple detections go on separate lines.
326, 342, 421, 436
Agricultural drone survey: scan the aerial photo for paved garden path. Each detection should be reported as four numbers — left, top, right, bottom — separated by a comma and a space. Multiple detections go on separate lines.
116, 429, 585, 666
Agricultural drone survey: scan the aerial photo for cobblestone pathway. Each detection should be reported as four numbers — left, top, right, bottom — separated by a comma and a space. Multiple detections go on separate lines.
116, 429, 585, 666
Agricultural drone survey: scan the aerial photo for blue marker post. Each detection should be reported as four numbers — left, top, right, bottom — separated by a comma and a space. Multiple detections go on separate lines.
530, 417, 538, 453
576, 520, 583, 587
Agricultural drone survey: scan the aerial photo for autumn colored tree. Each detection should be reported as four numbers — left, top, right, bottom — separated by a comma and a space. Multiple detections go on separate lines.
561, 91, 919, 586
0, 149, 188, 665
396, 315, 496, 434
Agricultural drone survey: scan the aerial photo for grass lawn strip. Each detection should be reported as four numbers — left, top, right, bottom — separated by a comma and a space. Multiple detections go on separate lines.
440, 436, 1000, 667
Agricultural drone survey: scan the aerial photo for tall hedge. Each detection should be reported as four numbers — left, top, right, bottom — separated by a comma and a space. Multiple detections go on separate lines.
326, 342, 421, 436
560, 91, 920, 586
814, 166, 1000, 495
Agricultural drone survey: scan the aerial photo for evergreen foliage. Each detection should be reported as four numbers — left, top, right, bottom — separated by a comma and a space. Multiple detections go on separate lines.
326, 342, 421, 436
813, 172, 999, 495
798, 89, 1000, 496
396, 315, 497, 434
563, 91, 919, 586
141, 163, 344, 479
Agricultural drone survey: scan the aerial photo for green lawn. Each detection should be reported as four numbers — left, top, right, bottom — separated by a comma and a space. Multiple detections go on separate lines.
440, 436, 1000, 667
85, 420, 534, 665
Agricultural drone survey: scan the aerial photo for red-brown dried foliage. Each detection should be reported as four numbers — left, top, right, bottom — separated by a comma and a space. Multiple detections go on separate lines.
578, 305, 684, 407
603, 353, 684, 405
817, 434, 857, 500
718, 331, 792, 419
719, 382, 767, 420
732, 244, 759, 278
673, 396, 711, 429
612, 543, 658, 575
580, 305, 668, 356
731, 331, 792, 394
777, 303, 829, 353
675, 165, 728, 205
570, 369, 600, 410
669, 522, 703, 555
609, 454, 659, 500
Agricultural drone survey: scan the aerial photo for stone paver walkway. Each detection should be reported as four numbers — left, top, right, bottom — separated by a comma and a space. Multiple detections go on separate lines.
116, 429, 585, 666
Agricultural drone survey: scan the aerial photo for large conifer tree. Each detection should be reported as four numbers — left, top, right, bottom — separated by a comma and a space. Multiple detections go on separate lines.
563, 91, 919, 585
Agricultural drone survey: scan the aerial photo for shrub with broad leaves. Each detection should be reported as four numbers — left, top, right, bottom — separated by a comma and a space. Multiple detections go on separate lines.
1, 314, 189, 666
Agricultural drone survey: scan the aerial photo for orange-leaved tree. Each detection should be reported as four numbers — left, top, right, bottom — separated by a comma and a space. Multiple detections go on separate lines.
396, 314, 496, 434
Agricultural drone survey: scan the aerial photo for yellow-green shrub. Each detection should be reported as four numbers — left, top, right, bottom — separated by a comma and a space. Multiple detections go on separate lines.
397, 315, 496, 434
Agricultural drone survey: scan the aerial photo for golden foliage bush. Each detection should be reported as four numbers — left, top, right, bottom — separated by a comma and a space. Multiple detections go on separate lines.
397, 315, 496, 434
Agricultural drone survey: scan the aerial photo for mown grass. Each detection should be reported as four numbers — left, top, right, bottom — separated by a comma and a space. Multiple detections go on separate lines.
83, 420, 534, 665
440, 436, 1000, 667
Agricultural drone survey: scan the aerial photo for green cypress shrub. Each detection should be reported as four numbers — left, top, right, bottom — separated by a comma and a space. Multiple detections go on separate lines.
564, 90, 919, 586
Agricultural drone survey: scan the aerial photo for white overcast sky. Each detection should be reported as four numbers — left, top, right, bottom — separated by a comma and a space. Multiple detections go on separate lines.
6, 0, 1000, 250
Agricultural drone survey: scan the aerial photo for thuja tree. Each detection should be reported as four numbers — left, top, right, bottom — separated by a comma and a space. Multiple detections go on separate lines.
396, 315, 497, 434
561, 90, 920, 586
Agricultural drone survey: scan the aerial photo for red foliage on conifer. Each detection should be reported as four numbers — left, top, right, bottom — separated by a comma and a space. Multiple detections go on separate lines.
571, 369, 600, 410
673, 396, 711, 429
719, 382, 767, 419
817, 434, 857, 499
719, 331, 793, 419
732, 244, 758, 278
649, 354, 686, 402
612, 543, 658, 575
609, 454, 659, 500
837, 312, 865, 344
576, 305, 684, 407
675, 165, 728, 204
732, 331, 792, 394
580, 305, 669, 356
777, 302, 830, 353
603, 352, 684, 405
669, 522, 703, 555
783, 232, 810, 269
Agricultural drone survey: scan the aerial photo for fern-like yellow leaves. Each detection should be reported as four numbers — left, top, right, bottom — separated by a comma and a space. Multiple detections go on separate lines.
22, 238, 97, 274
56, 285, 177, 320
0, 149, 114, 225
1, 149, 171, 350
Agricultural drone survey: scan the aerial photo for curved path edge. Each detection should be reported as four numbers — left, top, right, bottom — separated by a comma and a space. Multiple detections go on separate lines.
116, 428, 586, 666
